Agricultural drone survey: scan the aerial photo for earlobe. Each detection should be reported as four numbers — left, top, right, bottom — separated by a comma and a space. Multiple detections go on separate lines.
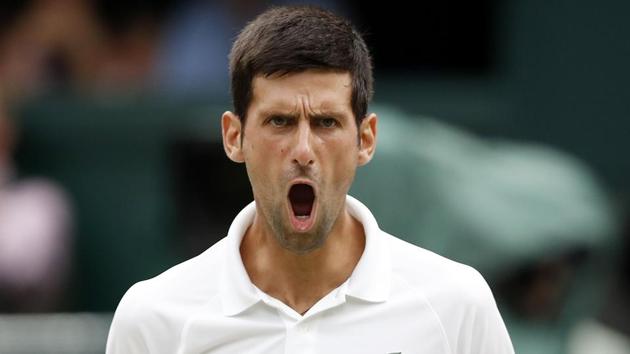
221, 111, 245, 163
358, 113, 377, 166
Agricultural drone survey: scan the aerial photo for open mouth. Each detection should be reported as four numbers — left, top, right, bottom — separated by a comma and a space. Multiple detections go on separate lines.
289, 183, 315, 218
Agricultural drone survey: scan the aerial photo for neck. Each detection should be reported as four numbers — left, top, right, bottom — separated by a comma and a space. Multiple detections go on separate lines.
240, 206, 365, 315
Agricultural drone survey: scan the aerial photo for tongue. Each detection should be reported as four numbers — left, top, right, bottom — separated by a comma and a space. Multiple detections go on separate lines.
289, 184, 314, 216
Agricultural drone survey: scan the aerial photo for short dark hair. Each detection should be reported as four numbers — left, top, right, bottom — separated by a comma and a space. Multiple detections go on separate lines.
229, 5, 373, 126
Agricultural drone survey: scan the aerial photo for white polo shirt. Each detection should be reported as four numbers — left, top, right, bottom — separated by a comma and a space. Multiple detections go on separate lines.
107, 196, 514, 354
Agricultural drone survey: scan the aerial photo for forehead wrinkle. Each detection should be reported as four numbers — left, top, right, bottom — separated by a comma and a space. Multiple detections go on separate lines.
252, 90, 299, 117
250, 72, 353, 119
297, 93, 349, 118
255, 96, 300, 118
298, 94, 313, 117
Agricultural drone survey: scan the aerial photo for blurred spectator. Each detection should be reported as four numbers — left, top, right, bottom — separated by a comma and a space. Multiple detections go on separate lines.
568, 210, 630, 353
0, 0, 345, 98
0, 0, 103, 100
152, 0, 346, 95
0, 97, 73, 312
0, 0, 171, 99
151, 0, 263, 95
91, 0, 173, 91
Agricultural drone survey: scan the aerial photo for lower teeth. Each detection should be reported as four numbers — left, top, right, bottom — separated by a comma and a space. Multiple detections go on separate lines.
296, 215, 309, 220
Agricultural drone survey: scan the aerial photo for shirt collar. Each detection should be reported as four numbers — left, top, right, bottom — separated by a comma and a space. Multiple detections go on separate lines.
220, 195, 391, 317
220, 200, 260, 316
344, 195, 391, 303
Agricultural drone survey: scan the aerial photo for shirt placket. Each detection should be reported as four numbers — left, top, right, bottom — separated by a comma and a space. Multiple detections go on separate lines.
283, 317, 320, 354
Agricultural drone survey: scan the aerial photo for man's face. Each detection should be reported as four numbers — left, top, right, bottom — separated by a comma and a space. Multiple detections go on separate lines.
222, 70, 376, 254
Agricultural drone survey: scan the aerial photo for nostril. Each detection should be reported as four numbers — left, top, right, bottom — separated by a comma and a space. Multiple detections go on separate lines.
293, 157, 314, 166
293, 148, 315, 166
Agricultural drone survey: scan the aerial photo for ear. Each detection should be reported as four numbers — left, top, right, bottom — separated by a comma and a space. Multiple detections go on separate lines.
221, 111, 245, 163
357, 113, 377, 166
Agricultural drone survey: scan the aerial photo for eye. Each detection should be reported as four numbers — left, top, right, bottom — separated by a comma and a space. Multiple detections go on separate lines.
269, 116, 289, 127
318, 117, 338, 128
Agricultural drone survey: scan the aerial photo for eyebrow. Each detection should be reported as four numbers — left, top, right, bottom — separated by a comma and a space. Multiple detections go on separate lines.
260, 109, 348, 120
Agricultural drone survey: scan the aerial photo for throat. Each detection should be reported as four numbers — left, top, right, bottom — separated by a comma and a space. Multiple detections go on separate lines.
240, 209, 365, 315
246, 250, 359, 316
243, 245, 345, 314
259, 274, 339, 316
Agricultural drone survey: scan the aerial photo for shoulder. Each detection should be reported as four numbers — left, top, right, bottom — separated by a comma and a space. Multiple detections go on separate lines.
387, 232, 491, 300
107, 238, 227, 353
135, 237, 226, 300
385, 232, 514, 354
117, 237, 227, 307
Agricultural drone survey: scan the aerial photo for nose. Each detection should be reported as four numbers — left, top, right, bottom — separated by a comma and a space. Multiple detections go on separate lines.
292, 120, 315, 167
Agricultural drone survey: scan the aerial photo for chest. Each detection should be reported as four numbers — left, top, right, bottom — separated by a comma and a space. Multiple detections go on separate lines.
176, 297, 450, 354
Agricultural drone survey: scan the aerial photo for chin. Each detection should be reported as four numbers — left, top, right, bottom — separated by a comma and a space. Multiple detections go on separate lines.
276, 226, 329, 255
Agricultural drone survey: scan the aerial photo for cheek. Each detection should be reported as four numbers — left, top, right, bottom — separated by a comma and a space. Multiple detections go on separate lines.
245, 135, 283, 158
244, 139, 285, 181
273, 139, 292, 160
334, 137, 359, 159
328, 141, 359, 177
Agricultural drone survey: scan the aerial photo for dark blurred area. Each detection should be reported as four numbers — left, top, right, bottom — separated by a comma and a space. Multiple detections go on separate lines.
351, 0, 497, 75
0, 0, 628, 353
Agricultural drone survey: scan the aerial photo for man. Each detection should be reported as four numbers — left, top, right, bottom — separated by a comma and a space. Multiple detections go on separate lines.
107, 5, 514, 353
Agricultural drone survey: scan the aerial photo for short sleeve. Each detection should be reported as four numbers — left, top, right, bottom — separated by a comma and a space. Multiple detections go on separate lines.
106, 284, 151, 354
459, 269, 515, 354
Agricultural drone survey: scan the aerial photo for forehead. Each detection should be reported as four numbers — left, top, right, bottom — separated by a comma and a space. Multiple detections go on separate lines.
249, 70, 353, 114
